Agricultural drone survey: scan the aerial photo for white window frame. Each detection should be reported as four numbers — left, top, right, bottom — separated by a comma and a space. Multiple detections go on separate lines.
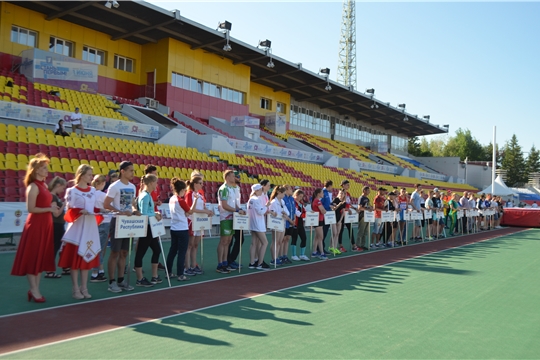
49, 36, 73, 57
83, 46, 106, 65
11, 25, 37, 47
114, 54, 134, 73
261, 97, 271, 110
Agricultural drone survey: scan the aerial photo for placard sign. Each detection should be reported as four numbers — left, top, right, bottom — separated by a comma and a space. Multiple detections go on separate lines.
424, 210, 432, 219
457, 210, 463, 219
267, 214, 285, 231
192, 214, 211, 231
324, 212, 337, 225
436, 211, 445, 219
344, 212, 358, 224
403, 211, 411, 221
304, 212, 319, 227
115, 215, 148, 238
381, 211, 395, 222
149, 216, 166, 238
233, 213, 250, 230
364, 211, 375, 223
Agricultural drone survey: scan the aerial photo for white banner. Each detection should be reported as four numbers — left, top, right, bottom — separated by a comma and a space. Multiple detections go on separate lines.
344, 212, 358, 224
0, 101, 159, 139
192, 214, 211, 231
233, 213, 250, 230
267, 214, 285, 232
351, 159, 398, 174
363, 211, 375, 223
381, 211, 395, 222
115, 215, 148, 238
0, 202, 28, 234
149, 216, 166, 238
424, 210, 432, 219
402, 211, 411, 221
304, 212, 319, 227
416, 171, 447, 181
324, 212, 337, 225
436, 211, 445, 220
225, 138, 323, 162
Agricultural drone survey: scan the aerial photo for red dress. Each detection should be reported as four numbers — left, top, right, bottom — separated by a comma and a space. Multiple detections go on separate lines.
11, 180, 56, 276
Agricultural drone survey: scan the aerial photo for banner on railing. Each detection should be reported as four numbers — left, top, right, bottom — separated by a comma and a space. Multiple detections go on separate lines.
351, 159, 398, 174
225, 138, 323, 162
0, 202, 27, 234
230, 116, 260, 128
0, 101, 160, 139
416, 171, 447, 181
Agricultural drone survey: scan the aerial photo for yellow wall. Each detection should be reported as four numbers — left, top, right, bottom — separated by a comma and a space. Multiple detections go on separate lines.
167, 39, 250, 93
0, 2, 142, 84
249, 82, 290, 120
139, 38, 170, 84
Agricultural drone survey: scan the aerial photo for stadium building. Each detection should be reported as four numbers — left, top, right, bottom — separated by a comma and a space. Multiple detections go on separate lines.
0, 1, 479, 205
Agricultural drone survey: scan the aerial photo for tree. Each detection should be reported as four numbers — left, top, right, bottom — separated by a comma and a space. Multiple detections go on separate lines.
429, 137, 447, 157
443, 128, 486, 161
419, 137, 433, 157
526, 145, 540, 176
501, 134, 527, 186
408, 137, 421, 156
482, 142, 502, 166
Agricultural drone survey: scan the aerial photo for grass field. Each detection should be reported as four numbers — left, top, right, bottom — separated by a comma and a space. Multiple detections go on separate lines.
3, 229, 539, 359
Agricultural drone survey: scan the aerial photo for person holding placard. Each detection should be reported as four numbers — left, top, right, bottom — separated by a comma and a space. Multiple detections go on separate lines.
330, 189, 346, 255
380, 192, 398, 247
354, 186, 371, 252
281, 185, 296, 264
58, 165, 102, 300
311, 188, 329, 260
103, 161, 139, 293
217, 170, 245, 274
432, 189, 444, 238
321, 181, 334, 255
133, 174, 163, 287
425, 190, 436, 240
268, 186, 291, 266
184, 176, 213, 276
247, 184, 271, 270
448, 193, 460, 236
166, 178, 198, 281
227, 172, 245, 270
397, 188, 408, 245
90, 175, 112, 283
410, 184, 423, 241
11, 154, 60, 303
337, 180, 354, 253
371, 187, 386, 248
291, 189, 309, 261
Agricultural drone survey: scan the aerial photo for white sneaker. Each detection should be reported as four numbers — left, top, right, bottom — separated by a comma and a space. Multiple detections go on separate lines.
299, 255, 310, 261
291, 255, 300, 261
108, 281, 122, 293
118, 280, 134, 291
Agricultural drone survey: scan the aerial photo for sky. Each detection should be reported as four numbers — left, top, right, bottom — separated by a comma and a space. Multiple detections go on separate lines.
148, 1, 540, 153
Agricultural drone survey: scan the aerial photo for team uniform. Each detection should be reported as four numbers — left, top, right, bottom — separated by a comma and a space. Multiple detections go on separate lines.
248, 195, 267, 232
218, 183, 241, 236
269, 198, 289, 233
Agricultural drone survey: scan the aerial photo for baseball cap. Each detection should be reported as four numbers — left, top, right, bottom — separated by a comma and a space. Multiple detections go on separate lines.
433, 187, 439, 192
75, 107, 79, 110
108, 169, 117, 176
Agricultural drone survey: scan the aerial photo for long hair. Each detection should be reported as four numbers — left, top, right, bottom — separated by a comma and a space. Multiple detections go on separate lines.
140, 174, 158, 192
91, 174, 107, 188
24, 153, 50, 187
170, 177, 187, 195
48, 176, 67, 192
269, 185, 285, 202
186, 176, 202, 191
313, 188, 323, 199
74, 164, 93, 185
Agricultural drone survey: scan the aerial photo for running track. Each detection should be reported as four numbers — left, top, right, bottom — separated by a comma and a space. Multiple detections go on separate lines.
0, 227, 524, 355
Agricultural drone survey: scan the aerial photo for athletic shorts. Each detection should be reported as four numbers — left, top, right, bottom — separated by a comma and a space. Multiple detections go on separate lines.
373, 218, 383, 234
72, 124, 82, 130
220, 220, 233, 236
414, 220, 422, 227
109, 217, 130, 252
285, 227, 295, 236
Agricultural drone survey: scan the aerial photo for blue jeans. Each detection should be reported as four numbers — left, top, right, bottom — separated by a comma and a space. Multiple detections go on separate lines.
167, 229, 189, 275
93, 221, 110, 271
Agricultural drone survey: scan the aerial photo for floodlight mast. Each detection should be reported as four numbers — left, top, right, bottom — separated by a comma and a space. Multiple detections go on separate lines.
337, 0, 357, 89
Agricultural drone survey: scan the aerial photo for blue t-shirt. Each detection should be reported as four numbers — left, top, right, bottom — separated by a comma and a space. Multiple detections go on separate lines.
411, 191, 421, 211
283, 195, 296, 229
322, 188, 332, 211
138, 191, 156, 217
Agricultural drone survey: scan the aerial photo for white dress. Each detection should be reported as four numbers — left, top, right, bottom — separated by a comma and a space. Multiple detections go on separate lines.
248, 195, 267, 232
62, 186, 101, 263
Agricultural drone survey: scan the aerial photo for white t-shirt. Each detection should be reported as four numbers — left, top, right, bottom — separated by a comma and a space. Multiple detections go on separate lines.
169, 195, 189, 231
105, 180, 136, 217
94, 190, 112, 223
532, 203, 538, 208
269, 198, 290, 219
248, 195, 267, 232
71, 111, 82, 125
218, 183, 240, 221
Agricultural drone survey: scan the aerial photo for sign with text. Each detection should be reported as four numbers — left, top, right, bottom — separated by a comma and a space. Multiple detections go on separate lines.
381, 211, 395, 222
324, 212, 337, 225
233, 213, 250, 230
363, 211, 375, 223
149, 216, 166, 238
424, 210, 432, 219
436, 211, 445, 219
457, 210, 464, 219
267, 214, 285, 232
304, 212, 319, 227
192, 214, 211, 231
0, 202, 28, 234
344, 212, 358, 224
402, 211, 411, 221
115, 215, 148, 238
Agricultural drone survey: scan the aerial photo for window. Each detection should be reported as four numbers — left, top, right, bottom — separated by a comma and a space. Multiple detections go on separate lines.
171, 71, 245, 104
260, 98, 271, 110
49, 36, 73, 57
11, 26, 37, 47
276, 102, 286, 114
114, 55, 134, 72
83, 46, 106, 65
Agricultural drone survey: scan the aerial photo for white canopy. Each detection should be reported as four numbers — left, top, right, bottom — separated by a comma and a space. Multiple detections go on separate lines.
477, 175, 517, 196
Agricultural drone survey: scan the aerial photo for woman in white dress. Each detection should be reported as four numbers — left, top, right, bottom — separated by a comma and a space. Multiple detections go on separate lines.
248, 184, 271, 270
268, 186, 290, 266
58, 164, 101, 300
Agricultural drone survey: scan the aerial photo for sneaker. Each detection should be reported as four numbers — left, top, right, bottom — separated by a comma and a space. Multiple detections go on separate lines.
216, 265, 230, 274
248, 262, 257, 269
270, 259, 283, 266
193, 265, 204, 275
108, 281, 122, 293
228, 261, 240, 270
370, 244, 377, 249
386, 243, 394, 248
311, 251, 321, 258
167, 273, 176, 278
150, 276, 163, 284
319, 254, 329, 260
157, 262, 166, 271
184, 268, 196, 276
323, 249, 331, 255
256, 261, 270, 270
90, 273, 107, 283
339, 246, 348, 253
282, 256, 292, 264
299, 255, 311, 261
291, 255, 300, 261
177, 275, 189, 281
118, 280, 135, 291
136, 277, 154, 287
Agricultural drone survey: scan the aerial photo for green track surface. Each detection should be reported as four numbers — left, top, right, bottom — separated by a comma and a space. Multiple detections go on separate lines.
4, 229, 540, 359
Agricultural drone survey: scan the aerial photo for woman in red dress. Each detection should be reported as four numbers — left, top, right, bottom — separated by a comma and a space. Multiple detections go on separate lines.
11, 153, 59, 303
58, 165, 102, 300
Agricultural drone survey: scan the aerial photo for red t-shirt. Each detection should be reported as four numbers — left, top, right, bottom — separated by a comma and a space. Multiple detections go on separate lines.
374, 195, 385, 218
312, 198, 324, 221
